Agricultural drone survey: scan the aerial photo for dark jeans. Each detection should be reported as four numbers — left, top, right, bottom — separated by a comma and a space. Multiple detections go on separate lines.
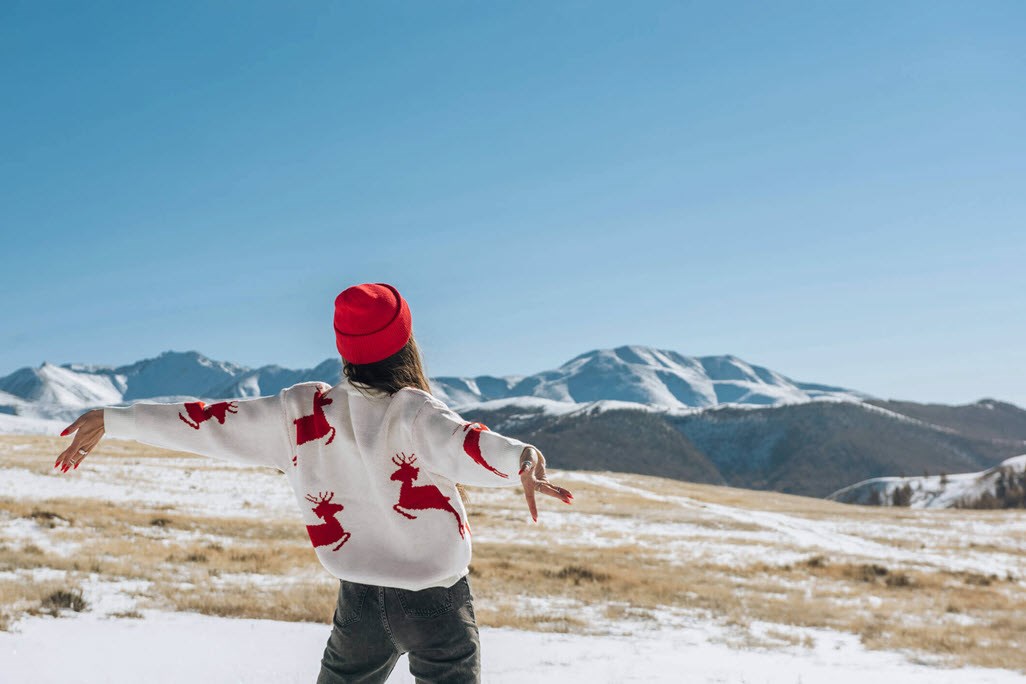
316, 574, 481, 684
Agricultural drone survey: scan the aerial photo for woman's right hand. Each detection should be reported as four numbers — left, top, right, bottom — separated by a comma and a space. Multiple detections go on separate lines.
518, 446, 573, 522
55, 409, 105, 472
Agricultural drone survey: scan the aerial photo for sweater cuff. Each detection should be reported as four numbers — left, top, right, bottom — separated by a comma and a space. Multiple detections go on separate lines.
103, 406, 136, 440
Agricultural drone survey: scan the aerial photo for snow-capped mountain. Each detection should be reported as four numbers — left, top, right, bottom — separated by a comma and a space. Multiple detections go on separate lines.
430, 345, 867, 408
826, 455, 1026, 509
0, 351, 343, 431
6, 347, 1024, 500
0, 345, 862, 435
0, 362, 126, 407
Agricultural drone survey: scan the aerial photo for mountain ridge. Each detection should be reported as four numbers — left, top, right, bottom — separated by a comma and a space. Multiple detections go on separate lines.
3, 346, 1024, 500
0, 344, 869, 418
434, 345, 868, 408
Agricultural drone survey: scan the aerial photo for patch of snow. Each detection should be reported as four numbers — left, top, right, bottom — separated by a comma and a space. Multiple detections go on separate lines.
0, 413, 66, 436
0, 567, 69, 583
556, 471, 1026, 575
1, 456, 1025, 681
0, 516, 81, 556
1, 609, 1023, 683
451, 395, 582, 416
0, 456, 295, 519
829, 455, 1026, 509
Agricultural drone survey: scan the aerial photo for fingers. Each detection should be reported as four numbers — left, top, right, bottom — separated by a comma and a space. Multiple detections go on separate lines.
536, 480, 574, 504
60, 415, 84, 437
55, 438, 95, 473
56, 411, 104, 473
70, 445, 91, 470
520, 471, 539, 522
518, 447, 572, 518
55, 445, 75, 472
522, 487, 538, 522
55, 444, 80, 472
61, 409, 103, 438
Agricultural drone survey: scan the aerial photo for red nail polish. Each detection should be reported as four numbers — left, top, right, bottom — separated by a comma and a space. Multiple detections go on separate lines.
60, 428, 70, 436
73, 462, 79, 470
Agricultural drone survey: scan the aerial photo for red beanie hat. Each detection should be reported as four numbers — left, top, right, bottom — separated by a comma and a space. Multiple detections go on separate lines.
333, 283, 413, 364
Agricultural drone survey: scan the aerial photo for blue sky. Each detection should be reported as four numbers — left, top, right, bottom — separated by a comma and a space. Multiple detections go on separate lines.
2, 1, 1024, 405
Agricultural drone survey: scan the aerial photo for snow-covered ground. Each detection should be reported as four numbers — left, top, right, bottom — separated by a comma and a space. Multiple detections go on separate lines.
0, 412, 66, 436
2, 434, 1025, 682
829, 454, 1026, 509
0, 453, 295, 520
540, 471, 1026, 576
3, 607, 1024, 683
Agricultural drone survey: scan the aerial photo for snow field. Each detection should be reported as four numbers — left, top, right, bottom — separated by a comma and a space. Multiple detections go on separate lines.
2, 436, 1025, 681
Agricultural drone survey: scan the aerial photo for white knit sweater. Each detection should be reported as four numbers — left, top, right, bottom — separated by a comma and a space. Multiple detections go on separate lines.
103, 380, 534, 591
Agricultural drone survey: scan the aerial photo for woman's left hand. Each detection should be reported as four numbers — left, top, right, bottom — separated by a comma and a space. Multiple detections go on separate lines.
518, 446, 573, 522
55, 409, 105, 472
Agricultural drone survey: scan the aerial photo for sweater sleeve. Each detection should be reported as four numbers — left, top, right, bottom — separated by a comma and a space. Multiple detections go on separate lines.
409, 393, 534, 487
102, 390, 292, 471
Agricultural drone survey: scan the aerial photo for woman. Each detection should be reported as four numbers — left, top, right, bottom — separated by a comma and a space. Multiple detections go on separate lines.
55, 282, 574, 684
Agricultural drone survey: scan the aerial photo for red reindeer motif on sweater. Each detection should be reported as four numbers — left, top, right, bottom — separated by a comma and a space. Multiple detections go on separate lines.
305, 491, 351, 551
178, 401, 238, 429
453, 421, 509, 478
292, 387, 337, 466
390, 452, 468, 539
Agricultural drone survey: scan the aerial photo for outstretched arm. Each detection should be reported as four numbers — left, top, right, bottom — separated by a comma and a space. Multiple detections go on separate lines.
409, 394, 573, 519
57, 393, 293, 472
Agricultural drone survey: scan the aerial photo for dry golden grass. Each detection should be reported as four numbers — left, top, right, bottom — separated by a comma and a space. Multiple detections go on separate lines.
763, 627, 816, 649
2, 434, 272, 466
474, 599, 589, 633
0, 497, 313, 579
3, 437, 176, 482
163, 579, 339, 624
732, 555, 1026, 670
3, 435, 1026, 673
469, 541, 683, 612
0, 577, 88, 631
